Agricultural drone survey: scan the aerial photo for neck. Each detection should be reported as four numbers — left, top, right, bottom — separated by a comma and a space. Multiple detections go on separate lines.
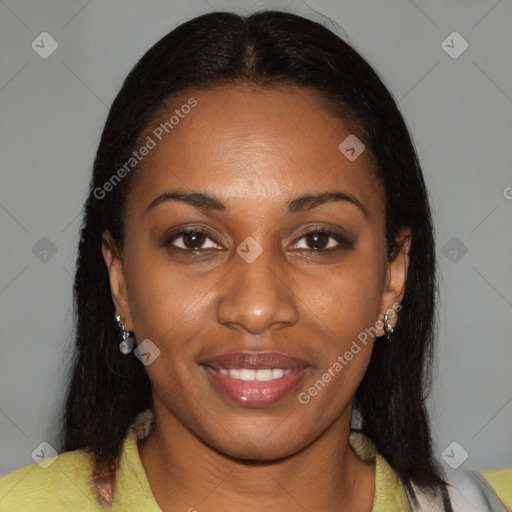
138, 406, 375, 512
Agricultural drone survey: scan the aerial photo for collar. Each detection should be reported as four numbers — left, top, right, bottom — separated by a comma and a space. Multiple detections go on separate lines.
111, 410, 411, 511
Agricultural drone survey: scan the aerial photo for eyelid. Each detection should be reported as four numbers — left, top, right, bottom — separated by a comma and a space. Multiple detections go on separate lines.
292, 224, 349, 240
289, 227, 351, 251
162, 224, 352, 253
162, 227, 224, 250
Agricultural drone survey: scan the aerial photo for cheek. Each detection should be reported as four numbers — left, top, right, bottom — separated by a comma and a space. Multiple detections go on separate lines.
123, 246, 216, 353
294, 242, 386, 397
305, 247, 386, 336
124, 230, 387, 344
123, 255, 213, 408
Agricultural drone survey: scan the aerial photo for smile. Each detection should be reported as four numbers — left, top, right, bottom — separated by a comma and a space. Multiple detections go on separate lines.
218, 368, 292, 381
200, 352, 310, 408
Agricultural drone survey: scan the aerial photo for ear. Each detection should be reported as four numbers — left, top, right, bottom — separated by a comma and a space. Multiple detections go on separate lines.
377, 227, 412, 335
101, 230, 133, 330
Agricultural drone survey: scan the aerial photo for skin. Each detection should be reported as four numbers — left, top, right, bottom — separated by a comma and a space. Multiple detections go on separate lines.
102, 84, 411, 512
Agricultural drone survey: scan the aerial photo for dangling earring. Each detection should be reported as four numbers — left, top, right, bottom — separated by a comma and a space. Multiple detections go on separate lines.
115, 315, 135, 354
382, 314, 394, 342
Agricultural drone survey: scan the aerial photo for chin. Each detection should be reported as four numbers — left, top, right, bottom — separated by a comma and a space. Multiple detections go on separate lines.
201, 418, 311, 462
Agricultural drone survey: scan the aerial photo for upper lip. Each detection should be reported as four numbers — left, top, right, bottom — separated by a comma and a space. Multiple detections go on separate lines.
201, 352, 310, 371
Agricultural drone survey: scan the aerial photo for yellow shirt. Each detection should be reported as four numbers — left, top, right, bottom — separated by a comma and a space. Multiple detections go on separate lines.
1, 430, 510, 511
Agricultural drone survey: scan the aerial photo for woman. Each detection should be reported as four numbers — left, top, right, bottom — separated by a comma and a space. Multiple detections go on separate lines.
1, 10, 510, 512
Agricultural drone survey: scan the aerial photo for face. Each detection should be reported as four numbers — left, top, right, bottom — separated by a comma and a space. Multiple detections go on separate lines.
102, 84, 410, 460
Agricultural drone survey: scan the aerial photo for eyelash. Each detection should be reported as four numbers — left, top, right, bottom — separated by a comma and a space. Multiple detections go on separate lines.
162, 227, 352, 254
163, 228, 221, 252
291, 228, 352, 253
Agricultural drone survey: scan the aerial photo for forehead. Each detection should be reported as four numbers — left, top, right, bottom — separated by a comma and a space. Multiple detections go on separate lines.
127, 84, 383, 217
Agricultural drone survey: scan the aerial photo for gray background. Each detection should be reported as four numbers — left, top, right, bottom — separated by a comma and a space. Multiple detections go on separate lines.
1, 0, 511, 476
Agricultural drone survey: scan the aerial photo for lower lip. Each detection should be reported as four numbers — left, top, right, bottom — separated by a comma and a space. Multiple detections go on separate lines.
202, 366, 308, 408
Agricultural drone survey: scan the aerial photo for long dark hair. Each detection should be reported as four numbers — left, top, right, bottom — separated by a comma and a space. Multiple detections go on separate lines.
61, 10, 451, 509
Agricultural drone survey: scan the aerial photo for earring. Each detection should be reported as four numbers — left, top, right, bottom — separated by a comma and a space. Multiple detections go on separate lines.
115, 315, 135, 354
382, 314, 394, 342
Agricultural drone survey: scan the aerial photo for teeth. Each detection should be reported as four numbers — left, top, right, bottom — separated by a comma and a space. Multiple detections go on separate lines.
272, 369, 284, 379
239, 369, 256, 381
256, 369, 274, 381
217, 368, 291, 381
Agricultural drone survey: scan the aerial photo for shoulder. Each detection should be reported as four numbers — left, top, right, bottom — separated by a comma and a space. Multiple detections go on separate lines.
0, 448, 100, 511
480, 468, 512, 510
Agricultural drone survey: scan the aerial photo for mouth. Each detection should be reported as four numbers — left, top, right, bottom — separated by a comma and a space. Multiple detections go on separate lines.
199, 352, 310, 408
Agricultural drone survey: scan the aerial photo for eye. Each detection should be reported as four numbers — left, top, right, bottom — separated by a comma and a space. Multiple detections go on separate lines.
291, 229, 352, 252
164, 228, 222, 251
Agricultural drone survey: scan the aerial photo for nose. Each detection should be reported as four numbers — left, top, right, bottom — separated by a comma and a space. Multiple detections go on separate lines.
216, 248, 299, 334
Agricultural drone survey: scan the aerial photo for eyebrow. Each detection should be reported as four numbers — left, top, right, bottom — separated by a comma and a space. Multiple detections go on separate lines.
146, 190, 368, 217
287, 191, 368, 217
146, 191, 226, 212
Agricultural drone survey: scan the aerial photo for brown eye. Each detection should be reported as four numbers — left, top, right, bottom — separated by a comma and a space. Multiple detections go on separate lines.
164, 229, 222, 251
182, 231, 206, 249
290, 229, 354, 253
304, 232, 330, 250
